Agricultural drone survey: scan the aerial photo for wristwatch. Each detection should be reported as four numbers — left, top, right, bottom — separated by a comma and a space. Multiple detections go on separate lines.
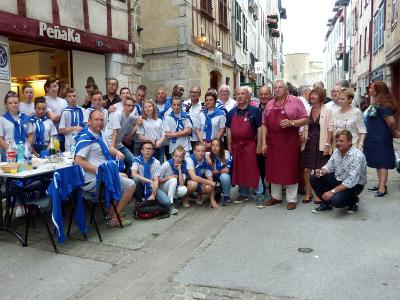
331, 189, 336, 193
325, 143, 331, 147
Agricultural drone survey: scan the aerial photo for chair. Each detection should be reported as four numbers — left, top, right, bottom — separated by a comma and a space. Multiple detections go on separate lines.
84, 162, 124, 231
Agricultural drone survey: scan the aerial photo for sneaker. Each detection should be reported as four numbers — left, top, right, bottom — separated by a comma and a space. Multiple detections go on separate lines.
312, 205, 333, 214
170, 207, 179, 215
222, 196, 231, 206
107, 218, 132, 228
255, 195, 265, 209
195, 197, 203, 205
182, 199, 191, 208
347, 204, 358, 214
15, 205, 26, 218
234, 195, 249, 204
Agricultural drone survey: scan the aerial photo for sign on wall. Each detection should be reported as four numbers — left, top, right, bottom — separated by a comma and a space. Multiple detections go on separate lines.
0, 42, 10, 82
254, 61, 263, 74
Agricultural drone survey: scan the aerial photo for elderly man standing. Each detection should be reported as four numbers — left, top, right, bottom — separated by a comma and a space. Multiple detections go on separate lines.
226, 87, 262, 202
183, 86, 203, 150
262, 79, 308, 210
218, 84, 237, 112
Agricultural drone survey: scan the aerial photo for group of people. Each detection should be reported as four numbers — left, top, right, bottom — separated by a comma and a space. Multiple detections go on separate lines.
1, 76, 399, 227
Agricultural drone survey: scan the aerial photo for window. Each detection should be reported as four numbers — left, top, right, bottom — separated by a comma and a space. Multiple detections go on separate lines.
243, 14, 248, 51
359, 35, 362, 61
360, 0, 363, 16
201, 0, 213, 17
218, 0, 228, 28
235, 1, 242, 43
364, 26, 368, 56
378, 4, 385, 48
392, 0, 398, 28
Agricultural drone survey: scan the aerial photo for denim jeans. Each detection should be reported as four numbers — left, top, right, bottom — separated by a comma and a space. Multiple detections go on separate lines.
118, 145, 136, 167
133, 178, 171, 209
310, 173, 364, 208
239, 178, 264, 197
218, 173, 231, 197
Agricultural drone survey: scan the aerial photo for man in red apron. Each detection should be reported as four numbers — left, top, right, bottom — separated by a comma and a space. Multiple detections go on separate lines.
226, 87, 262, 204
261, 79, 308, 210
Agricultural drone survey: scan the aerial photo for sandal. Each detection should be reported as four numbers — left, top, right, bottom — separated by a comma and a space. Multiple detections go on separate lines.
302, 195, 313, 203
314, 197, 322, 205
107, 217, 132, 228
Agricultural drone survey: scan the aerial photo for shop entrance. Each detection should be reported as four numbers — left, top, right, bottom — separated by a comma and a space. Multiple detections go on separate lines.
9, 41, 70, 100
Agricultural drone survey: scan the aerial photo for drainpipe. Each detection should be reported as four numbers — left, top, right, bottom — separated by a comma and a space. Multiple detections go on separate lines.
342, 6, 347, 80
368, 0, 374, 106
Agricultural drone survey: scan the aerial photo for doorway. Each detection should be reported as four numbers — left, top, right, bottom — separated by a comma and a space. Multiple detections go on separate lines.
210, 70, 221, 90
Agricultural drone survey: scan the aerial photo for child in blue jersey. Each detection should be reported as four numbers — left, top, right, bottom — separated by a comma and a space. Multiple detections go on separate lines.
59, 88, 85, 151
184, 142, 217, 209
206, 138, 232, 206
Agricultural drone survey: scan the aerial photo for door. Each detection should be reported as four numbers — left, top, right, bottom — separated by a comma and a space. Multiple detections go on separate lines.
71, 50, 106, 101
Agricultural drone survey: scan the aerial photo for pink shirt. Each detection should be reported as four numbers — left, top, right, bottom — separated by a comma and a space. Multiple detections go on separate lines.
262, 95, 308, 124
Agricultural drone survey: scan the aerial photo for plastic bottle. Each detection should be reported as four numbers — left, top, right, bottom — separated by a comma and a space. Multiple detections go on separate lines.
6, 139, 17, 163
17, 142, 25, 172
24, 142, 33, 171
49, 137, 56, 163
70, 134, 77, 158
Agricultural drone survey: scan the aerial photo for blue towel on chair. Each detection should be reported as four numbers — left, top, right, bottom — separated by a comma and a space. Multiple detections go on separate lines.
48, 164, 86, 243
96, 161, 122, 208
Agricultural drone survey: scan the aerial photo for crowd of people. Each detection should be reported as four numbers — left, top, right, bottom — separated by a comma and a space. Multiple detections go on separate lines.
1, 76, 399, 227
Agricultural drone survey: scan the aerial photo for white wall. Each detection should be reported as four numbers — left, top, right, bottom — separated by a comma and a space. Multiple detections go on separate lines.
0, 0, 18, 14
58, 0, 85, 30
26, 0, 53, 23
0, 36, 11, 114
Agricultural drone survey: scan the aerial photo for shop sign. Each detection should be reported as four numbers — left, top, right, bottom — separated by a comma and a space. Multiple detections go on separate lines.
39, 22, 81, 44
0, 43, 10, 82
254, 62, 263, 74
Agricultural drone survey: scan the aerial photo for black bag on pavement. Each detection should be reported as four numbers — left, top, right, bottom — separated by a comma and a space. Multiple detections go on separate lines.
133, 200, 170, 219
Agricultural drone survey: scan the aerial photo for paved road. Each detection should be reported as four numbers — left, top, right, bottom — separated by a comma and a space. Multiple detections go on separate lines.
0, 146, 399, 299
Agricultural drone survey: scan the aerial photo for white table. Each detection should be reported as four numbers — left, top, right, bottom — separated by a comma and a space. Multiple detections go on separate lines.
0, 158, 74, 245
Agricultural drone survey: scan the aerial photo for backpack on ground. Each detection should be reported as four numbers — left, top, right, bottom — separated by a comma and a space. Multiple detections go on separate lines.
133, 200, 170, 219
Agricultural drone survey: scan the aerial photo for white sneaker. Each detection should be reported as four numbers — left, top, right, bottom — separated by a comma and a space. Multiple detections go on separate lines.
170, 207, 179, 215
15, 205, 26, 218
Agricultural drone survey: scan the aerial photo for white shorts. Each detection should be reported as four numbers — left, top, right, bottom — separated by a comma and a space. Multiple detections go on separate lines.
83, 174, 135, 193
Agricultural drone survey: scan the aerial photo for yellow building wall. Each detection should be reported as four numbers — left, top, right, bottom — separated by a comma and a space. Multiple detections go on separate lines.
141, 0, 180, 49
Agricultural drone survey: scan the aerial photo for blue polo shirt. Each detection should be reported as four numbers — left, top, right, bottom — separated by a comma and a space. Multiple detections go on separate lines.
226, 104, 262, 138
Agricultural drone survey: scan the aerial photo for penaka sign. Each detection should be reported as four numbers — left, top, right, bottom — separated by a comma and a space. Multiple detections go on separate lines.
39, 21, 81, 44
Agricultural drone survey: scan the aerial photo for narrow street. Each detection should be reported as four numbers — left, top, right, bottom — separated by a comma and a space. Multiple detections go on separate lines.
1, 143, 399, 300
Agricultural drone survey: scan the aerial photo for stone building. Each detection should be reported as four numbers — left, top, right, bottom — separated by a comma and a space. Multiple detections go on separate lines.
0, 0, 143, 109
140, 0, 233, 99
283, 53, 323, 87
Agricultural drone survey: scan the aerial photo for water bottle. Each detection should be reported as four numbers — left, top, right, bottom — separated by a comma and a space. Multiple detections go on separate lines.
17, 142, 25, 172
70, 134, 77, 158
24, 142, 33, 171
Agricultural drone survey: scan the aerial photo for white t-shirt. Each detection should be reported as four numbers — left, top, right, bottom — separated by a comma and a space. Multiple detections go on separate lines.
199, 109, 226, 141
75, 129, 109, 183
185, 156, 212, 178
131, 158, 161, 179
164, 112, 192, 153
105, 110, 136, 148
218, 97, 237, 112
59, 106, 86, 151
183, 99, 202, 142
45, 96, 67, 115
0, 114, 34, 143
84, 107, 108, 125
137, 118, 164, 142
159, 160, 187, 180
19, 102, 35, 115
31, 118, 58, 146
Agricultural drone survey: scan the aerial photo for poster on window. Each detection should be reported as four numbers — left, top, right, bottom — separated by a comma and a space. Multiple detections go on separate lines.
0, 43, 10, 82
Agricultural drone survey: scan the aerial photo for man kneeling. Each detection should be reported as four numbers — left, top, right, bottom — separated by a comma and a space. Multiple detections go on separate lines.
74, 110, 135, 227
311, 130, 367, 214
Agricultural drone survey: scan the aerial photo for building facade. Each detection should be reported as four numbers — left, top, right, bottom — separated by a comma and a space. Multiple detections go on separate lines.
324, 0, 400, 118
140, 0, 234, 99
284, 53, 323, 87
0, 0, 143, 108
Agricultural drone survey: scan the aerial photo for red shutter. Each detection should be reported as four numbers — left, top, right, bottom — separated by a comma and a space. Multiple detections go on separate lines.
219, 0, 228, 28
201, 0, 213, 16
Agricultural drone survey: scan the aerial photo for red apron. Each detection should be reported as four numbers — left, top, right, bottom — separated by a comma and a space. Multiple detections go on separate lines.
231, 112, 259, 189
265, 106, 300, 185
